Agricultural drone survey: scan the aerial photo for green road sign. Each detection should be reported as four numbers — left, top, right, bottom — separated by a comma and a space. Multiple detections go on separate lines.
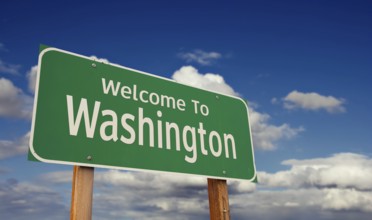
29, 46, 257, 181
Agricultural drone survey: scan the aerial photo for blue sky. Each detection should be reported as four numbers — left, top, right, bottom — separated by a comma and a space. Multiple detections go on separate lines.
1, 0, 372, 219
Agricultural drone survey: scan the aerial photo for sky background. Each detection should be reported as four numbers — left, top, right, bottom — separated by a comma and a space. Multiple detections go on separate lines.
1, 0, 372, 219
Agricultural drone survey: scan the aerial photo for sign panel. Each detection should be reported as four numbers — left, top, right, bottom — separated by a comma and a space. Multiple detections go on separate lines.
29, 47, 256, 181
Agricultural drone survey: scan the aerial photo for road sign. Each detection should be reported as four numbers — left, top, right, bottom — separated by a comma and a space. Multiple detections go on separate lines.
29, 46, 256, 181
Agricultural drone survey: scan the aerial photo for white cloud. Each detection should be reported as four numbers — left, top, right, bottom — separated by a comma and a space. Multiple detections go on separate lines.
43, 169, 207, 189
39, 171, 72, 183
90, 55, 110, 64
0, 59, 21, 75
41, 169, 210, 219
259, 153, 372, 190
322, 188, 372, 212
282, 90, 346, 113
40, 169, 206, 219
229, 180, 256, 193
249, 107, 304, 150
96, 153, 372, 216
40, 169, 255, 218
172, 66, 303, 150
178, 49, 222, 66
0, 132, 30, 160
26, 65, 38, 93
0, 78, 33, 119
96, 170, 206, 189
35, 152, 372, 219
230, 188, 372, 219
93, 181, 209, 220
229, 153, 372, 217
230, 188, 323, 217
172, 66, 238, 96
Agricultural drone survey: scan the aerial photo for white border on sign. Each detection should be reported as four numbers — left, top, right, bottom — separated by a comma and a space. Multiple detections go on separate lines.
29, 47, 257, 182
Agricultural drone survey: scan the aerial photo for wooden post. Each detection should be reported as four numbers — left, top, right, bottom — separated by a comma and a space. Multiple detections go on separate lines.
208, 178, 230, 220
70, 166, 94, 220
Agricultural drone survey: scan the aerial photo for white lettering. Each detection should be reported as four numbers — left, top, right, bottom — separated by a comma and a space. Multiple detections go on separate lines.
120, 86, 132, 99
209, 131, 222, 157
138, 108, 154, 147
149, 93, 160, 105
200, 104, 209, 116
102, 78, 121, 96
177, 99, 186, 111
183, 126, 197, 163
165, 122, 180, 151
224, 134, 236, 159
66, 95, 238, 164
66, 95, 100, 138
160, 95, 175, 109
198, 123, 208, 155
157, 110, 163, 149
100, 110, 118, 142
191, 99, 199, 114
139, 90, 149, 103
120, 113, 136, 144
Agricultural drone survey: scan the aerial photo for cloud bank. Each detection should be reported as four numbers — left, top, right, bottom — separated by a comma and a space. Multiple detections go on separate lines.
31, 152, 372, 220
259, 153, 372, 191
0, 179, 68, 220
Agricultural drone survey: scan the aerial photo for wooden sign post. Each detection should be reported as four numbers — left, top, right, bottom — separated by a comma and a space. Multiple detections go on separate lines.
208, 178, 230, 220
70, 166, 94, 220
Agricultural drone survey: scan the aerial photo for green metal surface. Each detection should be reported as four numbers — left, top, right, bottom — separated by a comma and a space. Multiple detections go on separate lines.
29, 47, 256, 181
